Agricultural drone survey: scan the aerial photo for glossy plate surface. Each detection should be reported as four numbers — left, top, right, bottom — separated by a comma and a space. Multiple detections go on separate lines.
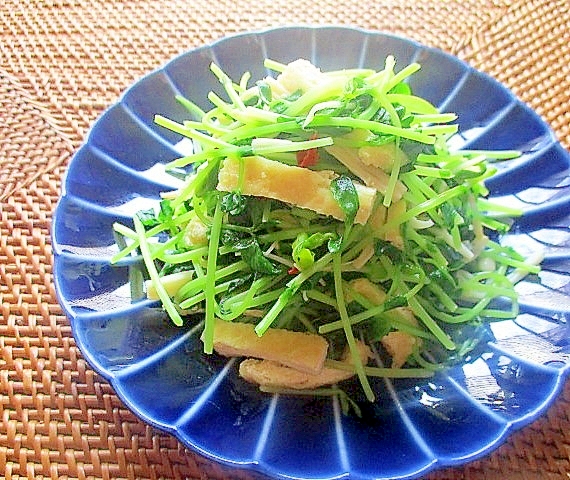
52, 26, 570, 480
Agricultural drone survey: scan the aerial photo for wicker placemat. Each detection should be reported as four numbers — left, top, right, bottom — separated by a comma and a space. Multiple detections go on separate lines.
1, 0, 569, 478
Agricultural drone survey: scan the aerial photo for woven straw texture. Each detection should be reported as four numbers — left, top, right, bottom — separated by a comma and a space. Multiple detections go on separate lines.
1, 0, 569, 479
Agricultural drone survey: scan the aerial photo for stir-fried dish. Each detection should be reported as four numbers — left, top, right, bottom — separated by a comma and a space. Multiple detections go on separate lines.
111, 58, 540, 403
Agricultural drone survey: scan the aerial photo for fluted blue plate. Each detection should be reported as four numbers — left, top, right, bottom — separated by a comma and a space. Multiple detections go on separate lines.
52, 26, 570, 480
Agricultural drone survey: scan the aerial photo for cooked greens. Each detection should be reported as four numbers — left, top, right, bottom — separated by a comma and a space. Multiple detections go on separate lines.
111, 58, 540, 402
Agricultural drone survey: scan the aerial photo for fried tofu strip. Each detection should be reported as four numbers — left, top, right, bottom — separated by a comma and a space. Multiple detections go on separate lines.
239, 341, 372, 390
265, 58, 326, 98
381, 331, 419, 369
211, 319, 329, 375
216, 156, 376, 225
325, 145, 406, 201
145, 270, 194, 300
349, 277, 419, 368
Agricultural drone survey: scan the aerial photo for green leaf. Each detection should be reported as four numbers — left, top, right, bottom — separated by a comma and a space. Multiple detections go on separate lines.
375, 239, 403, 263
295, 248, 314, 270
389, 82, 412, 95
221, 192, 247, 216
292, 232, 337, 269
441, 203, 463, 229
372, 107, 391, 124
330, 175, 359, 226
220, 229, 243, 246
367, 316, 392, 341
327, 236, 343, 253
383, 295, 408, 310
136, 208, 159, 228
344, 76, 366, 95
227, 273, 255, 294
257, 80, 273, 104
234, 237, 281, 275
158, 199, 175, 223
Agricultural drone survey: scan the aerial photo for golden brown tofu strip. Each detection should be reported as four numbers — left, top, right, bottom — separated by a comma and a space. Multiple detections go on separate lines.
348, 278, 418, 368
381, 331, 418, 368
239, 341, 372, 390
216, 156, 376, 225
211, 319, 329, 375
325, 145, 406, 201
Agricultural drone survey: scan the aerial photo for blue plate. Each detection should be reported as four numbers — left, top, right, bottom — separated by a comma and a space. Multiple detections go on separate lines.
52, 26, 570, 480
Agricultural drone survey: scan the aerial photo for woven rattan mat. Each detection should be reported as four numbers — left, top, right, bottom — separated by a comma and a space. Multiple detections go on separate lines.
1, 0, 569, 478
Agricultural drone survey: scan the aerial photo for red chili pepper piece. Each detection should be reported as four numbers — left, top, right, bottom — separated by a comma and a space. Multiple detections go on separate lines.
297, 134, 320, 168
288, 266, 300, 275
297, 148, 319, 168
